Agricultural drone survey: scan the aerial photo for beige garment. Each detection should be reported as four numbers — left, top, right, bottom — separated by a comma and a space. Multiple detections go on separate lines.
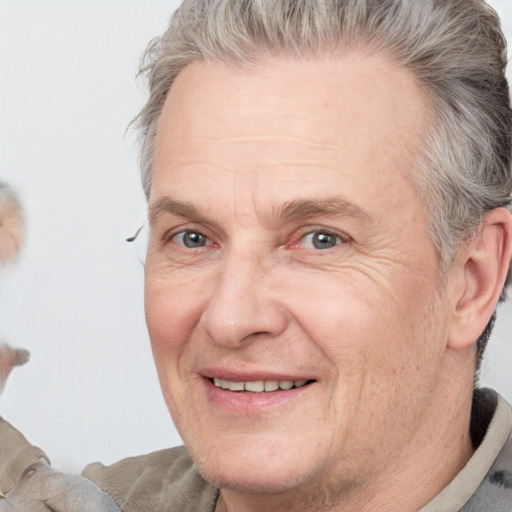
0, 418, 48, 496
83, 446, 218, 512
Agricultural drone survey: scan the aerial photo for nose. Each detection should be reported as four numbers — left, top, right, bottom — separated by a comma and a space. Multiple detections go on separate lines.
200, 250, 288, 347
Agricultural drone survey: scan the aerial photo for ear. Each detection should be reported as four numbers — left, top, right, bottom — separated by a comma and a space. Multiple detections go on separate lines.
448, 208, 512, 351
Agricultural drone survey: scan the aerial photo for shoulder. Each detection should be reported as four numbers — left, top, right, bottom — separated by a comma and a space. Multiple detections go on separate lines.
82, 445, 218, 512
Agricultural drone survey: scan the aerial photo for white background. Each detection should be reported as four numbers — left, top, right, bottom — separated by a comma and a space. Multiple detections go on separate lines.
1, 0, 512, 472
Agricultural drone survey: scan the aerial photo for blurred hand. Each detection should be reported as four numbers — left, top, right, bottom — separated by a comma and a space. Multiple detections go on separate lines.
0, 182, 28, 395
0, 181, 25, 266
0, 341, 30, 393
0, 183, 120, 511
0, 460, 121, 512
0, 343, 29, 394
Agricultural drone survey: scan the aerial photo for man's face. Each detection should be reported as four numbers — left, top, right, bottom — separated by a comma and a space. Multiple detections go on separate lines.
145, 54, 450, 498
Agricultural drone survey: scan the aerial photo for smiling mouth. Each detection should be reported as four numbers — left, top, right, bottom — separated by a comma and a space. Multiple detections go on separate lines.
211, 378, 315, 393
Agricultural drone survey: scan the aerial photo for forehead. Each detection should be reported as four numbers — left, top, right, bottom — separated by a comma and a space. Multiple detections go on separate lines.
151, 53, 429, 218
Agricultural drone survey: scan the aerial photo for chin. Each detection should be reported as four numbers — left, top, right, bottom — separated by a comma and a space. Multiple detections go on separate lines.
199, 464, 311, 495
188, 436, 321, 494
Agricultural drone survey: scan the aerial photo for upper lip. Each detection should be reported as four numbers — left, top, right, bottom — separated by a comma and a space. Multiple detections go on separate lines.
199, 368, 315, 382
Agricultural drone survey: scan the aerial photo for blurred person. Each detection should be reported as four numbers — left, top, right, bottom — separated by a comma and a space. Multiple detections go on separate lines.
2, 0, 512, 510
0, 182, 25, 267
0, 183, 29, 393
0, 186, 121, 511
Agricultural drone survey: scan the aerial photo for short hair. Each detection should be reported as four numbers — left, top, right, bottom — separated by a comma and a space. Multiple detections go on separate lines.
133, 0, 512, 367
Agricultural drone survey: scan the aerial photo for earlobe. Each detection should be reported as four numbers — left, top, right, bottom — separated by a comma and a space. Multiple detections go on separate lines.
448, 208, 512, 351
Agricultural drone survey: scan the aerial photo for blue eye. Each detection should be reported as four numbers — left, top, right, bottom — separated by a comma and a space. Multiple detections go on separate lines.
301, 231, 341, 250
174, 231, 208, 248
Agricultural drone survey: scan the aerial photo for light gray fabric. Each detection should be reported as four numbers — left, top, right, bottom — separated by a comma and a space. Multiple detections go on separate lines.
460, 428, 512, 511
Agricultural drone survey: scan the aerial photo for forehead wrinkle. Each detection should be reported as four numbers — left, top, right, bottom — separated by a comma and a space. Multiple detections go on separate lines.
166, 158, 238, 175
216, 135, 343, 152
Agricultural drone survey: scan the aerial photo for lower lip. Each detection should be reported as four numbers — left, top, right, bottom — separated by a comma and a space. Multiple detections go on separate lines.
202, 378, 313, 413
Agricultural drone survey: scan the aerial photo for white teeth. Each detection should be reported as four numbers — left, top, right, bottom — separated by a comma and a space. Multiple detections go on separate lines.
228, 381, 244, 391
212, 378, 310, 392
245, 381, 265, 392
264, 380, 280, 392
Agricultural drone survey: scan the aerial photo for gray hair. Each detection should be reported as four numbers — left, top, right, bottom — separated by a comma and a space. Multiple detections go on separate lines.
133, 0, 512, 364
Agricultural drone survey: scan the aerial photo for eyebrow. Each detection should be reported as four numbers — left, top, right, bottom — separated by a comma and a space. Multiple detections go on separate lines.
149, 195, 369, 225
275, 197, 370, 222
148, 197, 204, 225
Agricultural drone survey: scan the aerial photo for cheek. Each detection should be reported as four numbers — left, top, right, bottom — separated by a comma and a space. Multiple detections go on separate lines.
144, 278, 203, 405
282, 264, 443, 380
144, 268, 208, 350
144, 281, 198, 420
